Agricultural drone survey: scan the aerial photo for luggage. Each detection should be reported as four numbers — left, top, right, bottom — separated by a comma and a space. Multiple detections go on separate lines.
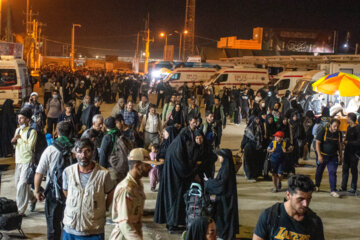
0, 198, 17, 214
263, 153, 271, 178
184, 183, 213, 228
233, 151, 243, 174
0, 198, 25, 237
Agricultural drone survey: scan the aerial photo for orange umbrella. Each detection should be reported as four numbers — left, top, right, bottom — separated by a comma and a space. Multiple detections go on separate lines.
312, 72, 360, 97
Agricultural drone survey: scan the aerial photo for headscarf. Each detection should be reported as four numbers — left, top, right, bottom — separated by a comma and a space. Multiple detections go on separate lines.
206, 148, 238, 197
185, 216, 213, 240
266, 114, 277, 138
170, 104, 183, 125
244, 116, 263, 150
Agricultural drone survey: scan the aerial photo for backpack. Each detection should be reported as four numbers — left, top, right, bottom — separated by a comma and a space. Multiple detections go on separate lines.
184, 183, 213, 228
20, 128, 47, 185
266, 203, 320, 239
44, 141, 74, 204
272, 141, 286, 151
108, 134, 133, 175
0, 198, 25, 237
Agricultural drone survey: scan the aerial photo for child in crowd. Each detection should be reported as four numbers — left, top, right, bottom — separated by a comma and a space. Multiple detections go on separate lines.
267, 131, 292, 192
149, 144, 160, 192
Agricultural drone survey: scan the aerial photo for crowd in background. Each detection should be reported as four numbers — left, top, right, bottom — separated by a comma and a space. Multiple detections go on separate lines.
0, 66, 359, 240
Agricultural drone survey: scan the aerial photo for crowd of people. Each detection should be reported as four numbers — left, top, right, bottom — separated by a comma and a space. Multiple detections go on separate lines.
1, 67, 359, 240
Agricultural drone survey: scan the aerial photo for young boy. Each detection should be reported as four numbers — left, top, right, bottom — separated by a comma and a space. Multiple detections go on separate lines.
267, 131, 291, 192
149, 144, 160, 192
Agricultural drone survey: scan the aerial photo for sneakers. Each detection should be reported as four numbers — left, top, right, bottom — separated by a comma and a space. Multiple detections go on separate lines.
29, 200, 37, 212
348, 189, 356, 194
151, 187, 157, 192
247, 179, 257, 183
315, 186, 320, 192
271, 188, 278, 193
330, 191, 340, 198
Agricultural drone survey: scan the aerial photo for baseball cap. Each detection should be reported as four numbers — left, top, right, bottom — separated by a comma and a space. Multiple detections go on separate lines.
128, 148, 163, 165
273, 131, 284, 138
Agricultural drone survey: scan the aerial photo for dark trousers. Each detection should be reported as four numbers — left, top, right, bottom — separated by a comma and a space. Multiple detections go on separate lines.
45, 198, 64, 240
215, 124, 222, 148
341, 153, 359, 190
157, 94, 165, 108
47, 118, 58, 135
315, 155, 338, 192
241, 106, 249, 123
111, 92, 117, 102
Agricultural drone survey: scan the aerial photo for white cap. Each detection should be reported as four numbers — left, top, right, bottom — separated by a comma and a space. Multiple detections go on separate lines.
30, 92, 38, 97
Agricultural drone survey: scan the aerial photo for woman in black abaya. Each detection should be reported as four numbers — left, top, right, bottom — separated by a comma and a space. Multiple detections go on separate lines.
241, 116, 264, 180
156, 126, 178, 175
154, 128, 203, 232
204, 149, 239, 240
0, 99, 17, 157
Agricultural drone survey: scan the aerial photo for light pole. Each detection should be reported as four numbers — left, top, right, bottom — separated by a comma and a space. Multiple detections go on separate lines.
174, 30, 188, 62
71, 24, 81, 71
160, 32, 168, 60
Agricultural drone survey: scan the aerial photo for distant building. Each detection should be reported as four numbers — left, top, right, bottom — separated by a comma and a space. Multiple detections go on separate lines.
217, 27, 336, 54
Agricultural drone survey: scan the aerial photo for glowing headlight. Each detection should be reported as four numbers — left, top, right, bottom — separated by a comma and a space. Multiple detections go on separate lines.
152, 70, 161, 78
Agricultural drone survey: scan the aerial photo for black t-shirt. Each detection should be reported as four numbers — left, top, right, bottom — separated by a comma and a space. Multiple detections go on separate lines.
316, 128, 342, 156
254, 203, 324, 240
241, 94, 249, 107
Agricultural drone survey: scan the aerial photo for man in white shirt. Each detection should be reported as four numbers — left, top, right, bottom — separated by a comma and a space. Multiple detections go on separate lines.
34, 121, 74, 240
139, 104, 162, 149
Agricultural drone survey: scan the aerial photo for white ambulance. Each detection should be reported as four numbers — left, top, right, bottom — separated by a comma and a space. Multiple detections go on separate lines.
0, 56, 31, 108
163, 67, 218, 89
273, 71, 308, 96
205, 66, 269, 93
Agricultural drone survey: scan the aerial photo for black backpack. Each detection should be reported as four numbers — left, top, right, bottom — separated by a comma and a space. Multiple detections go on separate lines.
0, 198, 25, 237
266, 203, 320, 239
44, 141, 74, 204
184, 183, 213, 228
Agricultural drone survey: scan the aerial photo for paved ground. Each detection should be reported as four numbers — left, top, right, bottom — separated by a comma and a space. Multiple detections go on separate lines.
1, 94, 360, 239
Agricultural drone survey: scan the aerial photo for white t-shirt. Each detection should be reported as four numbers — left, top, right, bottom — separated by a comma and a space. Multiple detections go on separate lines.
36, 145, 61, 185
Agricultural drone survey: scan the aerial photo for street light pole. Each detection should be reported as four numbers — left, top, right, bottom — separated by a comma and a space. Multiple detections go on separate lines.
179, 33, 182, 61
71, 24, 81, 71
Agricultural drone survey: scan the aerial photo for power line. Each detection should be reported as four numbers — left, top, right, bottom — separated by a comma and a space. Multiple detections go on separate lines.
44, 38, 134, 52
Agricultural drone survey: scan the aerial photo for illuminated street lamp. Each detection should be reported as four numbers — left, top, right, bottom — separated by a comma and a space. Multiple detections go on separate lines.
160, 32, 168, 49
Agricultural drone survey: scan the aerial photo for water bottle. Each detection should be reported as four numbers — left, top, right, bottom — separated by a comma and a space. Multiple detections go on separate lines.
45, 133, 53, 146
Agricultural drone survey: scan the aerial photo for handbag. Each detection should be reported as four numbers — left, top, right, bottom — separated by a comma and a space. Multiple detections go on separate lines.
233, 151, 243, 173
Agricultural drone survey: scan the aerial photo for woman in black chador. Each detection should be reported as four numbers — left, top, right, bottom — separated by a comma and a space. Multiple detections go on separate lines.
204, 149, 239, 240
0, 99, 17, 157
154, 128, 205, 232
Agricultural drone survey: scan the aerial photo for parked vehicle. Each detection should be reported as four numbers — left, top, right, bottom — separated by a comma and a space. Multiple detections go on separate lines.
0, 56, 31, 108
163, 67, 218, 89
205, 66, 269, 93
274, 71, 308, 96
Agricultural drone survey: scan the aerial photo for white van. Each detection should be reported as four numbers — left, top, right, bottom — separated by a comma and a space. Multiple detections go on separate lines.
0, 56, 31, 108
274, 71, 308, 96
319, 62, 360, 77
205, 66, 269, 93
164, 67, 218, 89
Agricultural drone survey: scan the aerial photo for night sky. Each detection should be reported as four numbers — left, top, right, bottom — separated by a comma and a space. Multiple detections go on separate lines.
8, 0, 360, 57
